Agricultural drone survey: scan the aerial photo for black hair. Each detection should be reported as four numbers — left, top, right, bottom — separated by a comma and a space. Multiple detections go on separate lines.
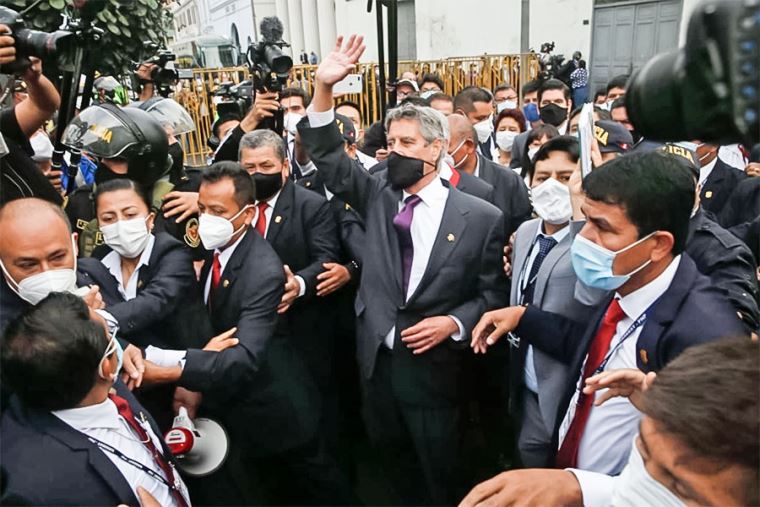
611, 96, 626, 110
454, 86, 493, 113
94, 178, 152, 212
521, 79, 541, 96
582, 151, 695, 254
538, 78, 571, 104
533, 135, 580, 166
593, 87, 607, 101
606, 74, 629, 94
578, 59, 586, 69
420, 73, 444, 91
201, 161, 255, 207
1, 293, 109, 411
213, 113, 242, 137
520, 124, 561, 180
494, 83, 516, 95
335, 100, 363, 124
279, 87, 312, 108
400, 96, 430, 107
569, 106, 584, 122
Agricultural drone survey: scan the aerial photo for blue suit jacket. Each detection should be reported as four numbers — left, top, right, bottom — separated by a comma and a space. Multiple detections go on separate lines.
514, 253, 747, 458
1, 382, 173, 506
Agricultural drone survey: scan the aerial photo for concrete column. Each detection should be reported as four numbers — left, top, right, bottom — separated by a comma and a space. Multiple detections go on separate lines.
286, 0, 305, 58
316, 0, 337, 59
302, 0, 320, 58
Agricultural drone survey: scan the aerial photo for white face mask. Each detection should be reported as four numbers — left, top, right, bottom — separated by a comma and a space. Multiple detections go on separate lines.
448, 139, 469, 169
531, 177, 572, 225
198, 205, 253, 251
473, 116, 494, 144
496, 130, 519, 152
527, 146, 540, 160
0, 236, 81, 305
496, 100, 517, 113
612, 437, 685, 507
420, 90, 437, 100
283, 112, 304, 136
100, 216, 151, 259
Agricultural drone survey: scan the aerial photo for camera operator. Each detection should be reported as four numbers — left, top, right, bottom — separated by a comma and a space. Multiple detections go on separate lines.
0, 25, 62, 205
211, 90, 281, 163
135, 62, 158, 102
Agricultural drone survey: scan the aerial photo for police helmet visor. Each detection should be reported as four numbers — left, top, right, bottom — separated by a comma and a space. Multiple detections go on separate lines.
61, 107, 138, 158
131, 98, 195, 135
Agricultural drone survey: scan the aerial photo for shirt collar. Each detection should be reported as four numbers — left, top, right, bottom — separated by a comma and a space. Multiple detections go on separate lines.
215, 229, 248, 267
616, 255, 681, 319
402, 174, 448, 206
536, 221, 571, 243
52, 397, 121, 431
699, 157, 718, 185
257, 189, 281, 209
439, 162, 454, 181
101, 234, 155, 281
473, 155, 481, 177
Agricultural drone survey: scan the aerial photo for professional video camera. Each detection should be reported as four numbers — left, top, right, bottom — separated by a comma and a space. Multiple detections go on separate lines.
0, 6, 75, 74
628, 0, 759, 144
213, 80, 253, 118
246, 16, 293, 133
534, 41, 575, 86
138, 43, 180, 97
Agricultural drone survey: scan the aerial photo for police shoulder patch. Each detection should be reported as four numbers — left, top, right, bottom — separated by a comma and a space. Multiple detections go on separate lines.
184, 217, 201, 248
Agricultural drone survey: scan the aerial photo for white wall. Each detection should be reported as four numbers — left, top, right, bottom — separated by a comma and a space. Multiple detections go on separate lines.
529, 0, 593, 61
334, 0, 380, 61
679, 0, 700, 46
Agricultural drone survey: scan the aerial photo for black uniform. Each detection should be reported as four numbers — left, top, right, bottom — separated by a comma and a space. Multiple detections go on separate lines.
700, 158, 747, 217
687, 209, 759, 332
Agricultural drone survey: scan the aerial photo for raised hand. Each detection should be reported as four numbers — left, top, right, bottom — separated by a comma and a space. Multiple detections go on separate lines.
315, 35, 366, 87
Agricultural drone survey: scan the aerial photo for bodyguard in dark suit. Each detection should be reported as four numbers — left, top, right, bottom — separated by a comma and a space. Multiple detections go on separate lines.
448, 114, 532, 238
471, 152, 747, 506
1, 293, 190, 507
299, 36, 508, 505
697, 144, 747, 217
719, 176, 760, 262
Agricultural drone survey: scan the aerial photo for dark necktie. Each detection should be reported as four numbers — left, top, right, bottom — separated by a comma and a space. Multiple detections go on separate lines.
393, 194, 423, 297
555, 299, 626, 469
109, 393, 189, 507
521, 235, 558, 305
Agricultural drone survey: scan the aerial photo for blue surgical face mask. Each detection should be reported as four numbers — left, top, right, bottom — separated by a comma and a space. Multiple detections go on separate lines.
99, 332, 124, 381
571, 232, 656, 291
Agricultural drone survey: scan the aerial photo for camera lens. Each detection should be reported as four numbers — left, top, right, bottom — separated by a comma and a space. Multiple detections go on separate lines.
15, 28, 74, 59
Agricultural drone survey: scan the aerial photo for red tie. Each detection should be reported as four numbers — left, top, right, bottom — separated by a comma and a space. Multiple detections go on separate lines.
255, 201, 269, 236
449, 167, 462, 187
209, 252, 221, 306
109, 393, 189, 507
556, 298, 626, 469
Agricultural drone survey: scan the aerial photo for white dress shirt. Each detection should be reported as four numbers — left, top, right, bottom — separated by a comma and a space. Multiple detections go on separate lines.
100, 234, 156, 301
255, 190, 306, 297
306, 106, 465, 348
356, 149, 379, 171
698, 157, 718, 187
564, 255, 681, 507
519, 222, 570, 393
53, 398, 190, 507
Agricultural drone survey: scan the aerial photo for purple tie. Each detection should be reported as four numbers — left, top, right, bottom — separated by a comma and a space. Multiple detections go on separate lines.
393, 194, 423, 296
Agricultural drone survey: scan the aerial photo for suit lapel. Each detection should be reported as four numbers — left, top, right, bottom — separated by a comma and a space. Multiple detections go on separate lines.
511, 220, 540, 306
477, 154, 493, 183
406, 188, 467, 304
533, 230, 572, 305
210, 231, 253, 316
266, 180, 293, 245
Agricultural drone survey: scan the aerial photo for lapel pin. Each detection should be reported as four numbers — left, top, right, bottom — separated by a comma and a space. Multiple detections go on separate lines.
275, 215, 282, 224
705, 191, 713, 199
137, 280, 144, 289
223, 280, 230, 288
306, 181, 312, 187
447, 233, 455, 242
639, 349, 649, 364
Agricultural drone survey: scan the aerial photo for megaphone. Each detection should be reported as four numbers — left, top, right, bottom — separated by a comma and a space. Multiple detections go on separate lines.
164, 407, 229, 477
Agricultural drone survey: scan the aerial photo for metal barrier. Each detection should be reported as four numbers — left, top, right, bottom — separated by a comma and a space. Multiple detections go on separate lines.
174, 53, 541, 166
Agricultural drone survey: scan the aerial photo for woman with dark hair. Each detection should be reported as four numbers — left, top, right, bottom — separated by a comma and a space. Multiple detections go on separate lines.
494, 108, 527, 167
519, 124, 561, 183
78, 178, 213, 428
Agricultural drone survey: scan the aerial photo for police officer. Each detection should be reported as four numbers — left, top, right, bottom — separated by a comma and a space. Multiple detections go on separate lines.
61, 103, 198, 258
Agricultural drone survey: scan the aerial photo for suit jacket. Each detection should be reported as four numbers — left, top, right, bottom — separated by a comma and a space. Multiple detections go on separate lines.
700, 158, 747, 217
476, 154, 533, 237
510, 131, 531, 169
371, 161, 495, 204
1, 382, 173, 506
299, 117, 509, 408
179, 230, 319, 456
515, 253, 747, 456
508, 220, 600, 427
78, 232, 211, 349
686, 209, 759, 332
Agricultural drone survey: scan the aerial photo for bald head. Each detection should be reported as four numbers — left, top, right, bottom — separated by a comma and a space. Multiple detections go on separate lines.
448, 113, 477, 146
0, 198, 75, 285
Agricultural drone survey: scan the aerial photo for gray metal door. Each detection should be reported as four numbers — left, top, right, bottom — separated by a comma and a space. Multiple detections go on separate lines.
397, 0, 417, 61
590, 0, 682, 94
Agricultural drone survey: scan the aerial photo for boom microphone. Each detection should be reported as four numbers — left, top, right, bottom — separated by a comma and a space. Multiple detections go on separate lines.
260, 16, 285, 43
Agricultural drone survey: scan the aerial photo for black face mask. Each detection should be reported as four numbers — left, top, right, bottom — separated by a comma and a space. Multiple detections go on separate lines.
387, 152, 436, 190
95, 161, 129, 184
253, 172, 283, 201
539, 103, 568, 127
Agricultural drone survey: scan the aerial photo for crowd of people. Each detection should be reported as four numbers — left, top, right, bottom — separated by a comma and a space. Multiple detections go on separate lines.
0, 24, 758, 507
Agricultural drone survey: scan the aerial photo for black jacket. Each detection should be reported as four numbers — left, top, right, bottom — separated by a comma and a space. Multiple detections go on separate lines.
700, 158, 747, 217
686, 209, 759, 332
476, 153, 533, 238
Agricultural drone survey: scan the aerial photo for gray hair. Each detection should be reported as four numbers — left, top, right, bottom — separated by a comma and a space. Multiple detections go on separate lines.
238, 129, 287, 162
385, 104, 449, 166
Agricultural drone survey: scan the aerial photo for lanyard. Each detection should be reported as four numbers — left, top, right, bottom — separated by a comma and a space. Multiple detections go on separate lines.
87, 434, 182, 494
518, 237, 544, 302
593, 299, 659, 375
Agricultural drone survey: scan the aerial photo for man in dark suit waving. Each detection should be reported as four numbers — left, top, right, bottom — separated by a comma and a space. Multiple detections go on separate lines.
298, 35, 508, 505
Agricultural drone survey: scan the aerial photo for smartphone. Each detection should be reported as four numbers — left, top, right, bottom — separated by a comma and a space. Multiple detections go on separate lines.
333, 74, 363, 94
